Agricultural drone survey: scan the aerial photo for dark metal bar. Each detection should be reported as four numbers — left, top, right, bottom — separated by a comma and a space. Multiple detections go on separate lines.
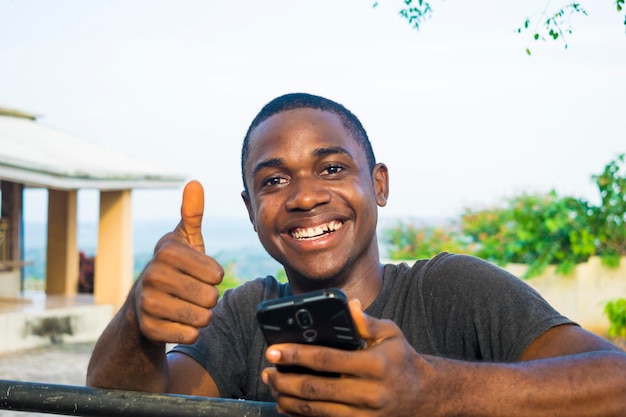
0, 380, 281, 417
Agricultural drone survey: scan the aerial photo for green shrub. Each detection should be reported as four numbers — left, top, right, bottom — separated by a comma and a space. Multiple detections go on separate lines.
461, 192, 595, 278
384, 221, 473, 260
384, 153, 626, 279
591, 153, 626, 268
605, 299, 626, 338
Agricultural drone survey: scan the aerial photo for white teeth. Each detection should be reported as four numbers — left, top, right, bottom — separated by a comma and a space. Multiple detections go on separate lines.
291, 221, 343, 239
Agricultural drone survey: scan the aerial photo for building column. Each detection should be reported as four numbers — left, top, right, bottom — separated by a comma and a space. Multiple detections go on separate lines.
94, 189, 133, 308
0, 181, 24, 266
0, 181, 25, 298
46, 189, 78, 296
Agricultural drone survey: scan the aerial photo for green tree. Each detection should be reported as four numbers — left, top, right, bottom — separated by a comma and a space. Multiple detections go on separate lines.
605, 298, 626, 338
374, 1, 625, 54
590, 153, 626, 267
461, 192, 595, 278
384, 154, 626, 279
384, 221, 473, 260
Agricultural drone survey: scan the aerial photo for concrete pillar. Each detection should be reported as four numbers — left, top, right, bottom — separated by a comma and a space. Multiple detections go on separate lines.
0, 181, 24, 266
0, 181, 24, 298
94, 189, 133, 308
46, 189, 78, 295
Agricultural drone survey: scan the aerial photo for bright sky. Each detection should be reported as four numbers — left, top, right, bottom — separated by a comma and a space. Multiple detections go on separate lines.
1, 0, 624, 225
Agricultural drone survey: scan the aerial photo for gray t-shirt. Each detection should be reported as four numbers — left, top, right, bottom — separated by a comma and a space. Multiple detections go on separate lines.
170, 253, 573, 401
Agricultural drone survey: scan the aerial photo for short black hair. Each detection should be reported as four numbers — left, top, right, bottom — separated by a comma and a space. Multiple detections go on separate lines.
241, 92, 376, 191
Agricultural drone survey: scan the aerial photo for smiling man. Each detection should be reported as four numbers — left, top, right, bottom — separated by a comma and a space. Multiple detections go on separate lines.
87, 93, 626, 416
240, 104, 387, 303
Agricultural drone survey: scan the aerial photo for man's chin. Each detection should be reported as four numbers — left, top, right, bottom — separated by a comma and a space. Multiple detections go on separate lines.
283, 263, 350, 291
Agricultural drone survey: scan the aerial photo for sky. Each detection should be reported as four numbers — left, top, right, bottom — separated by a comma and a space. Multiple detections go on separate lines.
1, 0, 624, 226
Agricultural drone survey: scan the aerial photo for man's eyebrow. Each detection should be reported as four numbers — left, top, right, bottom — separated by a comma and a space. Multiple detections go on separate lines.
251, 147, 352, 176
312, 146, 353, 159
252, 158, 284, 176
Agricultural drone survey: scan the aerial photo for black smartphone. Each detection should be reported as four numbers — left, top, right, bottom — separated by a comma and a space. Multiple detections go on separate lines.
256, 288, 363, 375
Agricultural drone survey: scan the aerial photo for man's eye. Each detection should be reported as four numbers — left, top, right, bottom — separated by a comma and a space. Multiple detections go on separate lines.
321, 165, 344, 176
263, 177, 288, 187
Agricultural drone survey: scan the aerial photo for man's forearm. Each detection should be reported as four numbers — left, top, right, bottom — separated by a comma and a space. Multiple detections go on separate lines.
434, 351, 626, 417
86, 294, 169, 392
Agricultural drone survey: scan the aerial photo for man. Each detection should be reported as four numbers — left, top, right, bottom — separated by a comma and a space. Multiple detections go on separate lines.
87, 93, 626, 416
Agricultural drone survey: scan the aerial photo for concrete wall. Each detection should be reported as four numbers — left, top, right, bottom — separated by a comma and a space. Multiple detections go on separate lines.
504, 256, 626, 335
0, 269, 21, 299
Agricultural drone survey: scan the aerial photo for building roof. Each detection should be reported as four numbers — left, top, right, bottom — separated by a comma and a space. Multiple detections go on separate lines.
0, 109, 187, 190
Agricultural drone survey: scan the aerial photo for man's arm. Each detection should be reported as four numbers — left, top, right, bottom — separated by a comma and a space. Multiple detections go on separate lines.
87, 181, 222, 396
262, 301, 626, 417
442, 324, 625, 416
86, 283, 169, 392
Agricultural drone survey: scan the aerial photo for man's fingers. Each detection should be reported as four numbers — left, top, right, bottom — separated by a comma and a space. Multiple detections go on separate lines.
349, 299, 398, 348
177, 180, 205, 253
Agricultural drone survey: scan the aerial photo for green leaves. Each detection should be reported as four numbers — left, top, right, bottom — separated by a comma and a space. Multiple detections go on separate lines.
590, 153, 626, 267
384, 221, 473, 260
397, 0, 433, 31
518, 2, 588, 55
460, 192, 595, 278
384, 154, 626, 279
379, 1, 625, 54
605, 299, 626, 338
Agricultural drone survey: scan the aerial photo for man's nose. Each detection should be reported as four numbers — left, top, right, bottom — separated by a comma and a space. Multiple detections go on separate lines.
285, 177, 331, 211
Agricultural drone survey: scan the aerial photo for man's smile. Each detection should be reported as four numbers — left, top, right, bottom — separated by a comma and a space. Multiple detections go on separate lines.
289, 220, 344, 240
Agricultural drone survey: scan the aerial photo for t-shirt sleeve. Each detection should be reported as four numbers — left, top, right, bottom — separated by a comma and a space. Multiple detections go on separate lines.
420, 253, 575, 362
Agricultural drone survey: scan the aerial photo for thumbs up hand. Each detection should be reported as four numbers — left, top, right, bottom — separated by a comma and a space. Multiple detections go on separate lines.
134, 180, 224, 344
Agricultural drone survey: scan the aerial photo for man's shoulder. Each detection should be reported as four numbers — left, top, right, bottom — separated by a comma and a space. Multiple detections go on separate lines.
384, 252, 487, 276
383, 252, 514, 293
405, 252, 504, 275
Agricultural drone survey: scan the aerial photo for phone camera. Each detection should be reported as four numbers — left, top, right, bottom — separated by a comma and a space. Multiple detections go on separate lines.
302, 329, 318, 342
295, 309, 313, 329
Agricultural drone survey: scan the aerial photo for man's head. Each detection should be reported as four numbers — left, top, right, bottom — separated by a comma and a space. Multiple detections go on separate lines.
239, 93, 389, 293
241, 93, 376, 192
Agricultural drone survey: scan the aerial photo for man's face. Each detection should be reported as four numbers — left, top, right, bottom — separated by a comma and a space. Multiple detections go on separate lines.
242, 108, 388, 290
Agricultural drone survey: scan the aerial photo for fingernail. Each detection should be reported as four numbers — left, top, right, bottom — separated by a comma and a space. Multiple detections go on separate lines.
261, 370, 269, 385
267, 348, 281, 362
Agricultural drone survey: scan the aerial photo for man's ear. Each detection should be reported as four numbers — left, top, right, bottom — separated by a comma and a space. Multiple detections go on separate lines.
241, 190, 257, 231
372, 163, 389, 207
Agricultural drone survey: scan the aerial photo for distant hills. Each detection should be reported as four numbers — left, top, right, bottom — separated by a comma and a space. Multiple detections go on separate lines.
23, 218, 283, 281
23, 216, 405, 281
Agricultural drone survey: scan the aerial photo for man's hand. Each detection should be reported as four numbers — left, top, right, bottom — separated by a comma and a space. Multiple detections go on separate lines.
134, 180, 224, 345
261, 300, 433, 417
87, 180, 225, 391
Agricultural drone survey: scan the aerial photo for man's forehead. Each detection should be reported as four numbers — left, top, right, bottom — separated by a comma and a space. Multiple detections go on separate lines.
248, 108, 351, 145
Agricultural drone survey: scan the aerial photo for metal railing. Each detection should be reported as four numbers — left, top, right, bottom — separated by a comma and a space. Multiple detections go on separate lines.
0, 379, 282, 417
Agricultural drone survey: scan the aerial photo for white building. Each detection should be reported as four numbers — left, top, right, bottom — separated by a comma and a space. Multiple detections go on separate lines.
0, 104, 186, 308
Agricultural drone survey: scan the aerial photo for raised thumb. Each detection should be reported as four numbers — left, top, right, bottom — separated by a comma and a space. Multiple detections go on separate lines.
177, 180, 205, 253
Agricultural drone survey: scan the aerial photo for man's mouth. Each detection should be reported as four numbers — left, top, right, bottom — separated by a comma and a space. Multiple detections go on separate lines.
290, 220, 344, 240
